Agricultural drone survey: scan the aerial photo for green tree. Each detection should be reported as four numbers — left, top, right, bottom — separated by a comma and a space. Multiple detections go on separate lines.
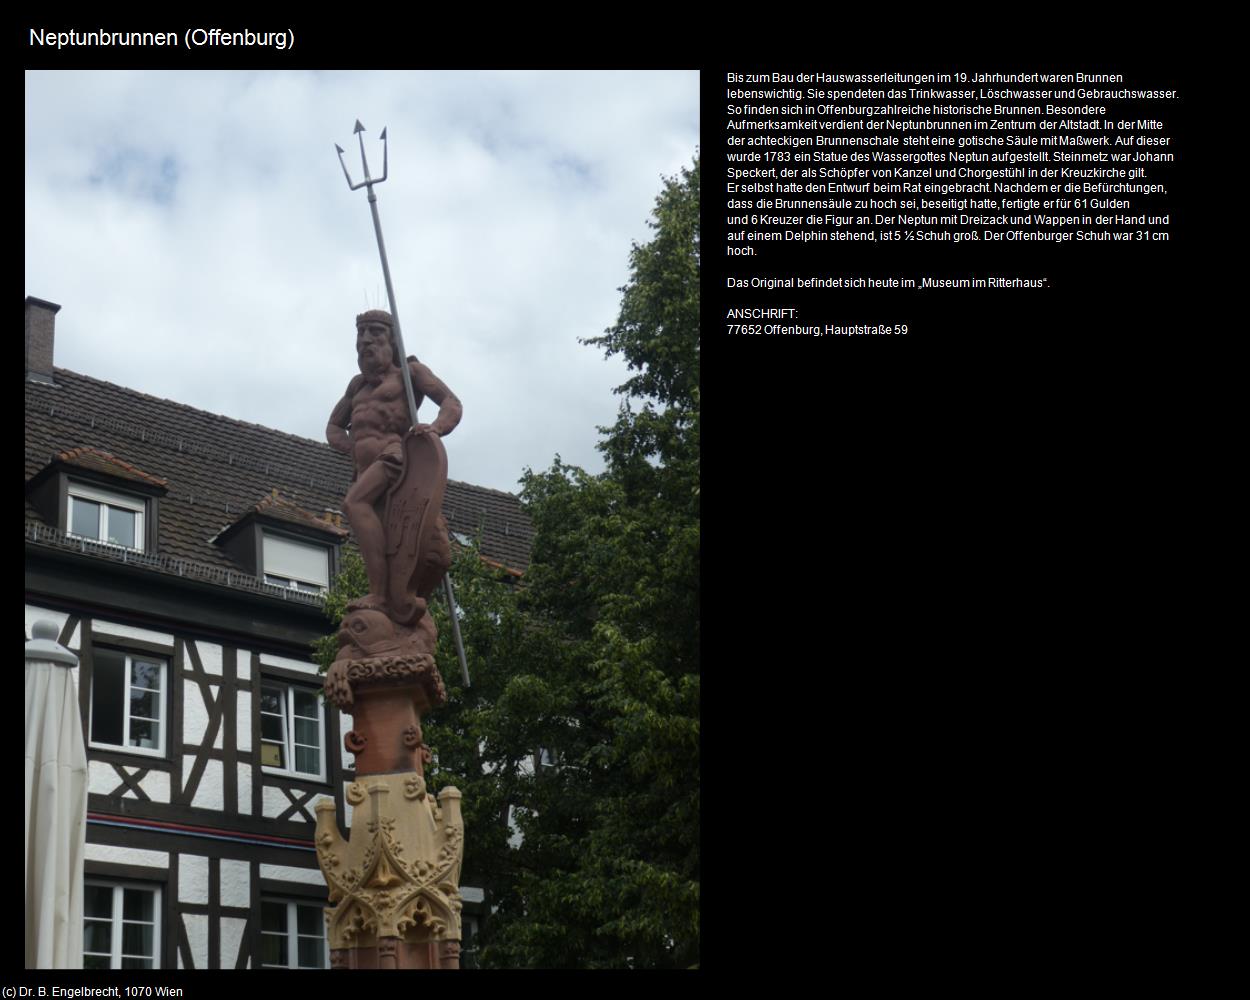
479, 156, 700, 968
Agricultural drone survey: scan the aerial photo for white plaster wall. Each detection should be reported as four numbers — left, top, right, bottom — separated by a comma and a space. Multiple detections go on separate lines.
236, 691, 252, 752
88, 761, 121, 796
139, 770, 170, 804
237, 648, 251, 680
343, 782, 354, 827
262, 786, 290, 819
179, 855, 208, 904
462, 886, 484, 903
182, 684, 209, 746
191, 760, 224, 811
220, 859, 250, 908
25, 605, 80, 649
182, 914, 208, 970
258, 652, 318, 675
194, 640, 223, 675
237, 763, 252, 815
220, 917, 247, 969
92, 620, 174, 647
259, 863, 325, 886
84, 844, 169, 868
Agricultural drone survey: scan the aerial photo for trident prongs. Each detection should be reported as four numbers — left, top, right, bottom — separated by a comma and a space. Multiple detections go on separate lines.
335, 120, 388, 191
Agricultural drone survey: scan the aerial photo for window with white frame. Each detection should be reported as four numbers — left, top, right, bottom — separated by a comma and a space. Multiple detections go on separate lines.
68, 482, 146, 551
260, 682, 325, 780
89, 649, 166, 756
83, 881, 161, 969
260, 899, 327, 968
262, 533, 330, 593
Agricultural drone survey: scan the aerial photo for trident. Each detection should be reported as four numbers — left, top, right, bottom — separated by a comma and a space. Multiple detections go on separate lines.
336, 121, 471, 688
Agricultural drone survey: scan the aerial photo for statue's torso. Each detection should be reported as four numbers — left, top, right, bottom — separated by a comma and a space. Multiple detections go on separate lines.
350, 369, 414, 471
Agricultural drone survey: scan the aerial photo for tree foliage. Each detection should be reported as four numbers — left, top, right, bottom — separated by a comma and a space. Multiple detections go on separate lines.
479, 155, 700, 969
314, 156, 700, 968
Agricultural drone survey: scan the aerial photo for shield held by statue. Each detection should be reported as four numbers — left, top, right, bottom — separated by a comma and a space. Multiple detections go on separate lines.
384, 429, 448, 626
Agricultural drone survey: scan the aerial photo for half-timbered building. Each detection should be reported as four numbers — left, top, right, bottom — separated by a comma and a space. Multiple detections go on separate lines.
24, 296, 533, 970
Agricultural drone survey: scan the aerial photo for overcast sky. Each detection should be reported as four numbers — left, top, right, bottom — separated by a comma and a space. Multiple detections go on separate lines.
25, 70, 699, 493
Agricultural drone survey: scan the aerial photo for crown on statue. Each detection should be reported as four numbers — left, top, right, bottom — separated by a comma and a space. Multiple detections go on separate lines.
356, 309, 394, 329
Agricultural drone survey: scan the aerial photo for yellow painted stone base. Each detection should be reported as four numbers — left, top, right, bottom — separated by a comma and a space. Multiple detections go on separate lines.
314, 772, 463, 951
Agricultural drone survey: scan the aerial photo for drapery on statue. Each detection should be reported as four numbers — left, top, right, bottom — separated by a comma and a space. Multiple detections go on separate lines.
322, 309, 462, 717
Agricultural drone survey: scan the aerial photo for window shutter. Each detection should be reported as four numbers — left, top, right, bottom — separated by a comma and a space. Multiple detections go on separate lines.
262, 535, 329, 588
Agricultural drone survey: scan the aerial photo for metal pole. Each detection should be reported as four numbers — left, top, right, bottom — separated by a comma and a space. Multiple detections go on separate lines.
443, 575, 471, 687
338, 121, 471, 687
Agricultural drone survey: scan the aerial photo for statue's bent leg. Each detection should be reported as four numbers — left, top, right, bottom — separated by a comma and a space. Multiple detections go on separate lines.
343, 461, 393, 608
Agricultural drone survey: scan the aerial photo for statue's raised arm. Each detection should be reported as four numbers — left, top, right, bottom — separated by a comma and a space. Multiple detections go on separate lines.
406, 359, 462, 438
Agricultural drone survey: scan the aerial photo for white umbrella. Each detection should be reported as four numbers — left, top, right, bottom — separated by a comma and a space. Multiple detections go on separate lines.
25, 619, 87, 969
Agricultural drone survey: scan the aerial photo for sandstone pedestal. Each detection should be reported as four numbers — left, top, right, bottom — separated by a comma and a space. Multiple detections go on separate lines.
318, 651, 463, 969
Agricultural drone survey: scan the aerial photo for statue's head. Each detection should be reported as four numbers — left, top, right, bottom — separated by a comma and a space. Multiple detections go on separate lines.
355, 310, 398, 374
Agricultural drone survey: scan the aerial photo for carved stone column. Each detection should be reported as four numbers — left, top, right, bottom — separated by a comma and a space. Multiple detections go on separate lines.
317, 654, 464, 969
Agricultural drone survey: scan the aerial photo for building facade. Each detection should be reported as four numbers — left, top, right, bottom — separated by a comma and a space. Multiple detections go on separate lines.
24, 296, 532, 969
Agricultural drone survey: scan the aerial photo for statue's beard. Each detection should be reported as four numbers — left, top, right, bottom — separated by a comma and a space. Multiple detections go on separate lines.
358, 350, 393, 382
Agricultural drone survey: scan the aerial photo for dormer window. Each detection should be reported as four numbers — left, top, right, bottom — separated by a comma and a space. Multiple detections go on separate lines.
262, 532, 330, 594
211, 492, 346, 596
25, 449, 165, 553
68, 482, 146, 552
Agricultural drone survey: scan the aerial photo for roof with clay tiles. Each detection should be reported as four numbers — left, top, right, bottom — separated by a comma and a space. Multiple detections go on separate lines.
25, 368, 534, 597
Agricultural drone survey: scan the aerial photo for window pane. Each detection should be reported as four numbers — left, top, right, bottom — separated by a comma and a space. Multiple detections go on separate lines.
122, 922, 154, 956
71, 497, 101, 539
261, 934, 285, 967
260, 687, 284, 714
84, 919, 112, 954
293, 689, 318, 718
129, 718, 159, 749
83, 954, 111, 970
121, 956, 154, 969
297, 935, 324, 968
123, 888, 154, 922
261, 713, 285, 742
261, 741, 285, 768
130, 660, 162, 693
295, 746, 320, 775
262, 902, 287, 933
296, 905, 322, 936
84, 884, 113, 918
129, 688, 160, 721
91, 651, 126, 746
294, 718, 320, 747
106, 506, 137, 548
